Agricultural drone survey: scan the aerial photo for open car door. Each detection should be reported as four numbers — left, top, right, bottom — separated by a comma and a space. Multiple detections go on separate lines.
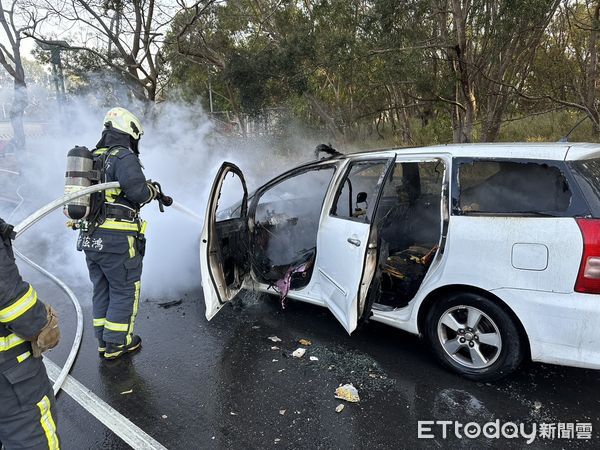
200, 162, 249, 320
316, 156, 396, 334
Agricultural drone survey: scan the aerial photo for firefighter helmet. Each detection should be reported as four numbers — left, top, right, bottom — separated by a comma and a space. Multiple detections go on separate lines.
103, 107, 143, 140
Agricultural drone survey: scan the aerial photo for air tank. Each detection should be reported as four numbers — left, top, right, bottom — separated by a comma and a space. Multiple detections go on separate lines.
64, 146, 94, 220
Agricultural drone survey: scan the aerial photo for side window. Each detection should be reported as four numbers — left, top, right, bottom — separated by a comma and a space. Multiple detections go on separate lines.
254, 167, 334, 269
458, 160, 572, 214
331, 161, 387, 221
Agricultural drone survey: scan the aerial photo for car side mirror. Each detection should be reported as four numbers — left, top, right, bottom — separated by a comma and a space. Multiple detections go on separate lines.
356, 192, 368, 204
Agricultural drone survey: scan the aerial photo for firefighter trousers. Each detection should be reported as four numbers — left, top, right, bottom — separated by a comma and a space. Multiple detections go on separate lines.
0, 356, 60, 449
85, 248, 143, 345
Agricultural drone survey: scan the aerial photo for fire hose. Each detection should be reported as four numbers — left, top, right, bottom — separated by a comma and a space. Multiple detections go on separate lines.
10, 182, 187, 396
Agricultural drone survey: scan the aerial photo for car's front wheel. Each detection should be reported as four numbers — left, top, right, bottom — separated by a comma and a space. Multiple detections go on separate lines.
424, 292, 524, 381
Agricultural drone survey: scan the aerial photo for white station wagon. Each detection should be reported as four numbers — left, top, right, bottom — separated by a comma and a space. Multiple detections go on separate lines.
201, 143, 600, 380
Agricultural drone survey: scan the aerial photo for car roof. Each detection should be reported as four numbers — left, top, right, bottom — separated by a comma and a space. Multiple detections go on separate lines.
343, 142, 600, 161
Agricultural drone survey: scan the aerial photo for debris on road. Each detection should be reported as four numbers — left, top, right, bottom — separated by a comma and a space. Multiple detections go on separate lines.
309, 356, 319, 361
292, 348, 306, 358
230, 412, 238, 416
335, 384, 360, 403
252, 325, 261, 329
279, 410, 286, 416
157, 299, 182, 309
268, 336, 282, 342
274, 438, 281, 443
120, 389, 133, 395
534, 401, 542, 411
298, 339, 312, 346
161, 415, 168, 419
335, 404, 345, 413
271, 346, 280, 350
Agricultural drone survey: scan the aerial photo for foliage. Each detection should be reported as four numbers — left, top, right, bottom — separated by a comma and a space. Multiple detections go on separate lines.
9, 0, 600, 144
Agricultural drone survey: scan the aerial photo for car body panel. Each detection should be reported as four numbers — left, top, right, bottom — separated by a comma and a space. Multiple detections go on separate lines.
491, 288, 600, 369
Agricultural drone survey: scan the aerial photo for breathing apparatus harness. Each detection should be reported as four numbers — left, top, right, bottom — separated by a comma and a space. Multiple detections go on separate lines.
64, 145, 172, 236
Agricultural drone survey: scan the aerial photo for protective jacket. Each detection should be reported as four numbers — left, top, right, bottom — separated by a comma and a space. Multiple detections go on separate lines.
0, 221, 60, 450
0, 225, 47, 367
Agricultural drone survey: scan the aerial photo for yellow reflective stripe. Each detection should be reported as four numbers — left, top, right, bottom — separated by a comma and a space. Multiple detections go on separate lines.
127, 236, 135, 258
17, 351, 31, 363
127, 281, 141, 337
105, 188, 122, 203
0, 285, 37, 323
36, 395, 59, 450
0, 333, 27, 352
104, 320, 128, 332
93, 318, 106, 327
99, 220, 140, 232
140, 221, 147, 234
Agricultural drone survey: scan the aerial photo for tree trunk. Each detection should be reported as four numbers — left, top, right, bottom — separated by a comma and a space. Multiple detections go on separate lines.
9, 77, 27, 154
451, 0, 476, 143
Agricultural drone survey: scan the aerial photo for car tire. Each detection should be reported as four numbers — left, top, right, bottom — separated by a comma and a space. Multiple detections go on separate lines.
424, 291, 524, 381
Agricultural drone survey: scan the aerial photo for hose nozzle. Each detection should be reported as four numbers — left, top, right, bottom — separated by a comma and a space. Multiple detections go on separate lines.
151, 181, 172, 213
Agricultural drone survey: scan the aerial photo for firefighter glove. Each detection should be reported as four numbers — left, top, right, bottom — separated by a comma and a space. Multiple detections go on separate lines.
146, 181, 160, 201
32, 305, 60, 358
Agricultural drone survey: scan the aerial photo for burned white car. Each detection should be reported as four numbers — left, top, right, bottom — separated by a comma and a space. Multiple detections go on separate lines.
201, 143, 600, 380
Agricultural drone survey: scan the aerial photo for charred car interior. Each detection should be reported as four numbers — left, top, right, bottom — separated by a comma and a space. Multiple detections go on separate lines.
251, 167, 335, 296
371, 161, 444, 309
209, 157, 447, 312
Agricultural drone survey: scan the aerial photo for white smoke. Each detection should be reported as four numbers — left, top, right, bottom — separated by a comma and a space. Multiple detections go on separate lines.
1, 93, 325, 300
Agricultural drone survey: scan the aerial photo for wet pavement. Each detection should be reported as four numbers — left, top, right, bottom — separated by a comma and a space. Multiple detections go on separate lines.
18, 264, 600, 449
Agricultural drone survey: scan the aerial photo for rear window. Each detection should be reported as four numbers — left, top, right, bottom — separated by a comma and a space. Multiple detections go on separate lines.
569, 158, 600, 217
457, 160, 572, 215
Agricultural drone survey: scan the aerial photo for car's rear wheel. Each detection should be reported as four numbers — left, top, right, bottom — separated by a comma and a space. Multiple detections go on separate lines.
424, 292, 524, 381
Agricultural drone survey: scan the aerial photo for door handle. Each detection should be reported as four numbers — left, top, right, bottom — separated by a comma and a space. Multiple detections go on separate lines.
347, 237, 361, 246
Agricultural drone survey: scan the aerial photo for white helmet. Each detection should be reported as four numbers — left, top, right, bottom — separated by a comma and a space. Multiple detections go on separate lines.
103, 107, 143, 140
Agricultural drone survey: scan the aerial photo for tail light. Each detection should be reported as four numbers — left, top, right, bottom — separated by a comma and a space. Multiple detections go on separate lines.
575, 218, 600, 293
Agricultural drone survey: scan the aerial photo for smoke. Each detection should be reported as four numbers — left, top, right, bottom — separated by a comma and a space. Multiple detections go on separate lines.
1, 93, 327, 300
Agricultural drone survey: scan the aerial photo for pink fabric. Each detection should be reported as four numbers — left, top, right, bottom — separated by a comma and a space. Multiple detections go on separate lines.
275, 262, 311, 309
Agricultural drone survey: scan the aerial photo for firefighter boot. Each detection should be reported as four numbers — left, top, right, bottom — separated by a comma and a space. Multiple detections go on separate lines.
104, 335, 142, 360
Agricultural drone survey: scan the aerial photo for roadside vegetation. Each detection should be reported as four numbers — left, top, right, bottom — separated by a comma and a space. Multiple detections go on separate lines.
2, 1, 600, 147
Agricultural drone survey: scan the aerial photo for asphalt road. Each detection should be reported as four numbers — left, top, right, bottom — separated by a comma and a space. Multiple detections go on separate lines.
18, 264, 600, 450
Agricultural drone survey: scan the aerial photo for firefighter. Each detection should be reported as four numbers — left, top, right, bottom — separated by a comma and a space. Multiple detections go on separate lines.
0, 217, 61, 449
78, 107, 159, 360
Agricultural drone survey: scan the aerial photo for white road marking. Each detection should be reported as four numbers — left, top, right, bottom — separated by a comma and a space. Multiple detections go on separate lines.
44, 358, 168, 450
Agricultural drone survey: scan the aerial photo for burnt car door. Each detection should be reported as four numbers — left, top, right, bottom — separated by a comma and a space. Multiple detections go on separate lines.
201, 162, 249, 320
314, 156, 396, 334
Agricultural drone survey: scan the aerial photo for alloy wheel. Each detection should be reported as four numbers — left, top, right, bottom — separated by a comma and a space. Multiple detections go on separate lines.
437, 305, 502, 369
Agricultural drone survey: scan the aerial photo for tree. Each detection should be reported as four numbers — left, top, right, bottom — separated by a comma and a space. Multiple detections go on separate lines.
430, 0, 560, 142
527, 0, 600, 134
0, 0, 46, 152
33, 0, 178, 103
